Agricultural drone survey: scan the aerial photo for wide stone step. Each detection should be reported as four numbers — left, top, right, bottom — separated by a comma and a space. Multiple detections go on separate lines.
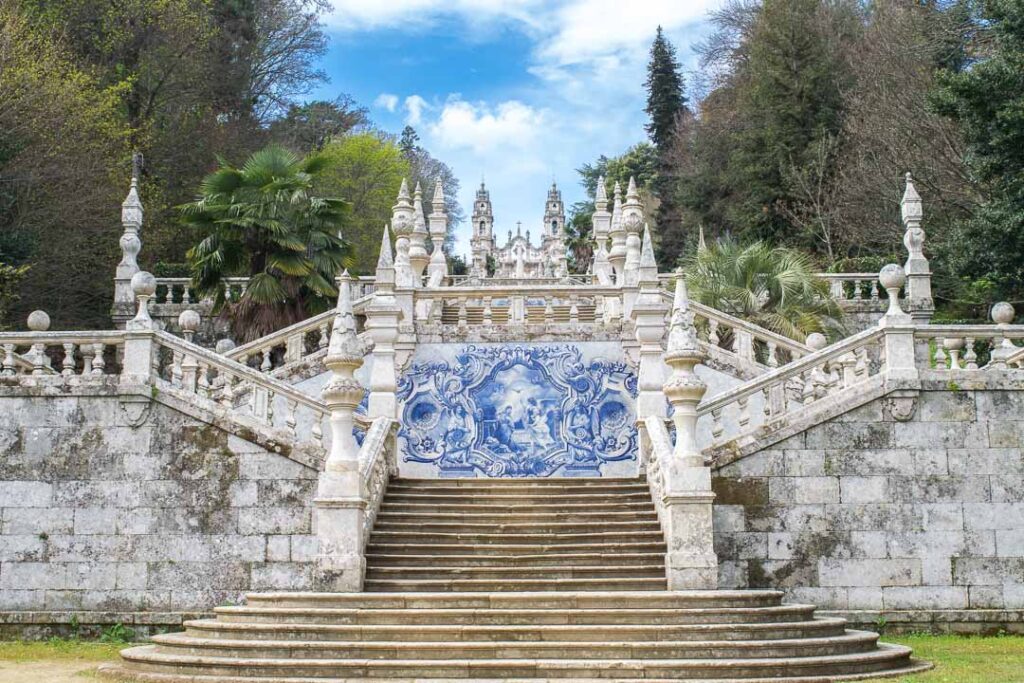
148, 631, 880, 660
382, 492, 656, 506
365, 552, 665, 567
365, 564, 666, 581
240, 590, 788, 611
368, 530, 666, 545
374, 511, 659, 525
364, 577, 668, 592
380, 501, 657, 513
365, 542, 667, 556
112, 643, 920, 679
371, 520, 662, 534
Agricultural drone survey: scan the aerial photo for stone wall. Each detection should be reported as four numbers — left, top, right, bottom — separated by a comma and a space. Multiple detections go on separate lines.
712, 382, 1024, 632
0, 387, 319, 637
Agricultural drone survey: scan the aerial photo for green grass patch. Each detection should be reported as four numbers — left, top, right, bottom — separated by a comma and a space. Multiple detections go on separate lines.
0, 640, 123, 662
889, 634, 1024, 682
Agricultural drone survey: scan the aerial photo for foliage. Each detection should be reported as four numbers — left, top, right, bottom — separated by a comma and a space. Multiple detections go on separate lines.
99, 623, 134, 644
565, 202, 594, 274
268, 95, 368, 152
399, 125, 464, 247
577, 143, 659, 201
887, 634, 1024, 682
316, 133, 410, 274
181, 145, 351, 341
0, 263, 29, 330
682, 237, 842, 341
932, 0, 1024, 304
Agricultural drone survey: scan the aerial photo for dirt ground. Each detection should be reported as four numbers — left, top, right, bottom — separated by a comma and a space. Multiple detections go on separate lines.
0, 660, 107, 682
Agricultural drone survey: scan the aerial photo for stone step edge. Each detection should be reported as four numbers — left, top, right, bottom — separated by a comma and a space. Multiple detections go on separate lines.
215, 605, 816, 619
242, 590, 787, 602
98, 660, 935, 683
365, 544, 667, 553
365, 553, 665, 562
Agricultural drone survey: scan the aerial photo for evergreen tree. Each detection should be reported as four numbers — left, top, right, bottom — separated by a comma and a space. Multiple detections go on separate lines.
399, 125, 421, 155
932, 0, 1024, 304
644, 27, 688, 267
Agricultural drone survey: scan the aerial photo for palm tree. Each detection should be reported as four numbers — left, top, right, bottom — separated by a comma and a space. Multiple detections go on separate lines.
682, 237, 842, 341
180, 146, 353, 342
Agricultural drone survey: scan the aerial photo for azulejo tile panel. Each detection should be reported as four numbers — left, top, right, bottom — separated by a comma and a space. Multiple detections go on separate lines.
396, 343, 638, 478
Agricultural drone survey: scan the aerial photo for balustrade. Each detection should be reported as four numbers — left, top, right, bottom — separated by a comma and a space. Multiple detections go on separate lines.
0, 332, 125, 377
417, 287, 610, 327
816, 273, 884, 303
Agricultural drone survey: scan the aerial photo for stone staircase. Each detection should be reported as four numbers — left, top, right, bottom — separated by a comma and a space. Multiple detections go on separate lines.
102, 477, 930, 681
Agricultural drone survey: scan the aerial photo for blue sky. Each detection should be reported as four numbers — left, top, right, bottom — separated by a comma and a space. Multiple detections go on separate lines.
311, 1, 720, 255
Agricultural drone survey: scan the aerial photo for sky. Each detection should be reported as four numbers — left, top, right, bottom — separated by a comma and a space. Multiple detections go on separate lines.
311, 0, 720, 256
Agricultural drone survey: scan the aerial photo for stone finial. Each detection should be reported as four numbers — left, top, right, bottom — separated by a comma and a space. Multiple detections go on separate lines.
638, 223, 658, 285
879, 263, 907, 318
396, 177, 411, 204
612, 182, 623, 227
626, 176, 639, 202
178, 309, 201, 342
27, 310, 50, 332
391, 178, 414, 237
992, 302, 1015, 326
666, 268, 698, 355
806, 332, 827, 351
377, 224, 394, 271
664, 266, 706, 468
215, 338, 236, 354
431, 179, 445, 212
900, 171, 934, 322
412, 182, 427, 233
128, 271, 157, 329
595, 176, 608, 210
901, 172, 922, 227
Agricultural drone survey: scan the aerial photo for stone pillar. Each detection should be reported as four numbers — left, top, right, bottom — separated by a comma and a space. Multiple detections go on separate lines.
409, 182, 430, 282
365, 226, 401, 419
878, 264, 918, 382
632, 227, 668, 420
391, 180, 417, 288
112, 154, 144, 328
121, 271, 157, 382
901, 173, 934, 323
621, 177, 643, 288
608, 182, 627, 285
427, 180, 449, 282
662, 272, 718, 590
314, 272, 374, 591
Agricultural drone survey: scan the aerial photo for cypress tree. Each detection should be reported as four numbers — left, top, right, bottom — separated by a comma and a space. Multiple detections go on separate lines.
644, 26, 688, 267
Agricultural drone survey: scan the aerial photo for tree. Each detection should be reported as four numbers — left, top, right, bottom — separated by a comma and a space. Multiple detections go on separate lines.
316, 133, 410, 274
932, 0, 1024, 304
399, 126, 464, 248
0, 263, 29, 330
644, 26, 688, 267
565, 202, 594, 274
181, 145, 351, 341
268, 96, 368, 152
399, 125, 420, 156
683, 237, 842, 341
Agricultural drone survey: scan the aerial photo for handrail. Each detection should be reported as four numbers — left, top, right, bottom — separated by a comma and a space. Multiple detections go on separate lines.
227, 309, 336, 361
0, 331, 126, 344
698, 326, 883, 416
688, 300, 811, 356
414, 283, 622, 298
359, 416, 398, 543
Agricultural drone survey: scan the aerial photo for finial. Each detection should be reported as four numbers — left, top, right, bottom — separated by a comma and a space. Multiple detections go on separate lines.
412, 183, 427, 233
879, 264, 907, 318
377, 224, 394, 270
627, 176, 639, 200
27, 310, 50, 332
640, 224, 657, 269
397, 178, 411, 202
432, 178, 445, 205
128, 271, 157, 329
595, 176, 608, 205
178, 309, 200, 342
516, 221, 522, 237
901, 171, 922, 225
666, 267, 697, 354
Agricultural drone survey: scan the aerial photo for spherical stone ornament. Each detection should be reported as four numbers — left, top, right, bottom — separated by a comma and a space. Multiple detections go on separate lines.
992, 302, 1016, 325
178, 309, 201, 333
27, 310, 50, 332
878, 264, 906, 292
215, 339, 236, 354
131, 271, 157, 298
806, 333, 828, 351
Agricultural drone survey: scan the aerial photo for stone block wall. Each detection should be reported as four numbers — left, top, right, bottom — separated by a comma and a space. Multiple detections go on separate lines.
0, 390, 319, 636
712, 385, 1024, 632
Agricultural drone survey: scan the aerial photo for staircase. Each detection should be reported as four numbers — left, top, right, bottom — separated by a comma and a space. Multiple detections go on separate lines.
102, 478, 929, 681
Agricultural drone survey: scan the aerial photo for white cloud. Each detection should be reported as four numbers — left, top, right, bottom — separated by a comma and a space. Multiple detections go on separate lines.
429, 99, 544, 154
325, 0, 544, 31
373, 93, 399, 112
404, 95, 429, 125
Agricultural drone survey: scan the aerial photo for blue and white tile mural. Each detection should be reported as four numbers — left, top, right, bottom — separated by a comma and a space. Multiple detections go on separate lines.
397, 343, 639, 478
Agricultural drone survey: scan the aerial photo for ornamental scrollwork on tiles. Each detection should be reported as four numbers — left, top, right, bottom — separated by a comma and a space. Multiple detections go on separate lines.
396, 344, 638, 478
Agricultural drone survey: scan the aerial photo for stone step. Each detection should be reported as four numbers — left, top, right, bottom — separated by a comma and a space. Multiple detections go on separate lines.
367, 529, 666, 545
365, 542, 667, 556
380, 500, 657, 513
241, 590, 788, 611
381, 492, 656, 505
383, 485, 652, 497
364, 577, 669, 592
370, 520, 662, 534
201, 609, 830, 631
148, 631, 880, 660
366, 564, 665, 578
388, 477, 647, 487
365, 552, 665, 567
112, 643, 920, 679
374, 511, 660, 524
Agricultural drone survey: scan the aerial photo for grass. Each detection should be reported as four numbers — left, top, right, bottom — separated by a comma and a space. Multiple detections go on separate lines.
0, 634, 1022, 681
888, 634, 1024, 682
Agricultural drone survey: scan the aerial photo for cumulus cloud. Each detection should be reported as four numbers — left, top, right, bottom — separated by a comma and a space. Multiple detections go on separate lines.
374, 93, 399, 112
429, 99, 545, 154
325, 0, 544, 31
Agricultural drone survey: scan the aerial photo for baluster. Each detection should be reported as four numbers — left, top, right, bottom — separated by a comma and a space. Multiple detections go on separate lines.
91, 343, 106, 375
171, 350, 184, 387
1, 343, 15, 376
855, 347, 870, 380
318, 321, 330, 349
711, 408, 724, 440
61, 343, 76, 376
285, 398, 297, 436
943, 338, 964, 370
569, 296, 579, 324
260, 348, 272, 372
544, 296, 554, 323
483, 297, 493, 325
870, 280, 880, 301
267, 390, 276, 424
457, 298, 468, 327
285, 333, 303, 364
180, 353, 197, 392
30, 341, 47, 375
830, 279, 845, 300
802, 368, 816, 405
762, 386, 771, 419
964, 338, 979, 371
708, 319, 720, 346
932, 338, 947, 369
737, 395, 750, 428
197, 362, 211, 398
853, 279, 864, 300
767, 341, 778, 368
219, 373, 235, 408
840, 352, 857, 388
594, 296, 605, 324
312, 410, 324, 448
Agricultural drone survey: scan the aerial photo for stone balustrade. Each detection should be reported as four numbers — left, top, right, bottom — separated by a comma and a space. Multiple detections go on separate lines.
687, 301, 811, 371
413, 285, 620, 327
915, 309, 1024, 371
816, 272, 883, 302
0, 331, 125, 377
226, 310, 336, 374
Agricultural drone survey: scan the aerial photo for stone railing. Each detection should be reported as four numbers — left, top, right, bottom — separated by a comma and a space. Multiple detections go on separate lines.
413, 285, 620, 327
226, 310, 336, 373
447, 274, 595, 287
697, 327, 885, 450
152, 331, 329, 448
640, 415, 674, 528
0, 331, 125, 377
152, 275, 377, 307
915, 324, 1024, 371
687, 301, 811, 371
359, 416, 399, 543
817, 273, 884, 303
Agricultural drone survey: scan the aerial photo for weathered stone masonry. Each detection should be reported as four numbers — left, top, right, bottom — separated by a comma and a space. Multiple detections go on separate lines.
712, 382, 1024, 632
0, 386, 319, 637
